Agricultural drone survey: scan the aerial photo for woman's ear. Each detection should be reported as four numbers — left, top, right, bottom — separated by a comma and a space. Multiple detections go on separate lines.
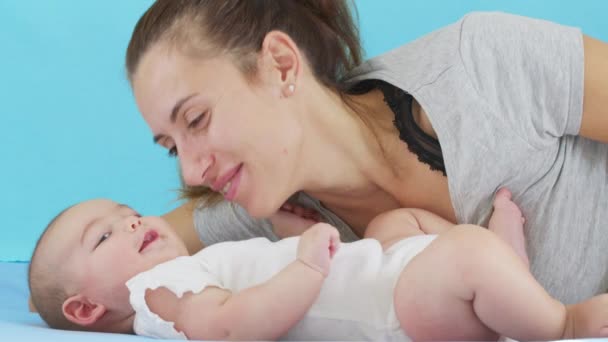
62, 294, 107, 327
260, 31, 301, 95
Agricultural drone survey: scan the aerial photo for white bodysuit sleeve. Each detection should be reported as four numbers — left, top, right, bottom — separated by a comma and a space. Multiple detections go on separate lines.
126, 255, 225, 339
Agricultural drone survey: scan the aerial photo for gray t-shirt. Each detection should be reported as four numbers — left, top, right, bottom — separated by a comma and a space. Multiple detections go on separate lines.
195, 192, 358, 244
195, 12, 607, 304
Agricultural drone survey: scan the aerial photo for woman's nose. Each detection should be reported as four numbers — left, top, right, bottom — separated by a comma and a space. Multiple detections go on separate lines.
180, 150, 215, 187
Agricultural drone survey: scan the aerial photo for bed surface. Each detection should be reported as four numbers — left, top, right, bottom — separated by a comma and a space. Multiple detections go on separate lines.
0, 261, 186, 341
2, 261, 605, 342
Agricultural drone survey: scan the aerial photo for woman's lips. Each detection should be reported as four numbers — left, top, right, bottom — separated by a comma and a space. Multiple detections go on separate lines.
223, 165, 242, 201
139, 230, 158, 252
212, 164, 242, 193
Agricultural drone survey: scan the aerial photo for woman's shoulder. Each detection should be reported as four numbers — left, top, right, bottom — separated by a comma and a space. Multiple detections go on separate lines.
457, 11, 582, 71
346, 13, 468, 92
349, 11, 579, 88
458, 11, 578, 33
193, 200, 278, 245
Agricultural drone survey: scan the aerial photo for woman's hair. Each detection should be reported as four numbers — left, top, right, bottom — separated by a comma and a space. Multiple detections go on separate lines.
178, 182, 223, 206
127, 0, 365, 202
126, 0, 362, 89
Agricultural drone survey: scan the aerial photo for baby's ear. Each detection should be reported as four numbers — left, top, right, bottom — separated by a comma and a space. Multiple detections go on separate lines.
62, 294, 106, 326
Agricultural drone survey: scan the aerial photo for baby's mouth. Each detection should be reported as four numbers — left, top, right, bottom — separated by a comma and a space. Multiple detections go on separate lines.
139, 230, 159, 252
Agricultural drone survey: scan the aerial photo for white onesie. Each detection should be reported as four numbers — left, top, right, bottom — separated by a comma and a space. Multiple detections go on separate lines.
126, 234, 436, 341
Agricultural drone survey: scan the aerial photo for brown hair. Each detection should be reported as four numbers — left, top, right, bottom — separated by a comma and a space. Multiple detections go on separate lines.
126, 0, 362, 89
127, 0, 366, 201
28, 205, 82, 331
178, 176, 223, 206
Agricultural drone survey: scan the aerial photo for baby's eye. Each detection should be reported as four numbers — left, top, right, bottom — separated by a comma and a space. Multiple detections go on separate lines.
95, 232, 112, 248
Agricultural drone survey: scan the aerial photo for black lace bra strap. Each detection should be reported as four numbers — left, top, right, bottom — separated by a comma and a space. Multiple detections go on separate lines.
349, 80, 446, 176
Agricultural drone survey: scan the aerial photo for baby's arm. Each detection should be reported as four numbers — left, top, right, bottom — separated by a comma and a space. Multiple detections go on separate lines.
146, 223, 340, 341
147, 263, 323, 340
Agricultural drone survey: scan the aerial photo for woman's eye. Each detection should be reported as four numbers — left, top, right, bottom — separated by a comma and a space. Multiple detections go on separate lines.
95, 232, 111, 248
168, 146, 178, 158
187, 111, 207, 129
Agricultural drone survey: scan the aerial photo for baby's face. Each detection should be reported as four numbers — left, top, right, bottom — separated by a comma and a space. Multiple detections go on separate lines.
50, 199, 188, 312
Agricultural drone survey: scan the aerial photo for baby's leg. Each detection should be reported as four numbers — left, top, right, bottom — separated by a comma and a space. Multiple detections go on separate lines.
364, 209, 424, 250
488, 188, 528, 266
393, 226, 608, 341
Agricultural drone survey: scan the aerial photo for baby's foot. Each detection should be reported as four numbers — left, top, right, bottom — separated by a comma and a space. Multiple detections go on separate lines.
488, 188, 529, 267
564, 294, 608, 339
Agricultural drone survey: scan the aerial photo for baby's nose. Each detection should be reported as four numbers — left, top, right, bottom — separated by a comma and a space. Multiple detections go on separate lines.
128, 217, 142, 231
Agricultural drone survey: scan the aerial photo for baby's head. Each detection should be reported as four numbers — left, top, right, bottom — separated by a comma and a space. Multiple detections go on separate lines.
29, 199, 188, 333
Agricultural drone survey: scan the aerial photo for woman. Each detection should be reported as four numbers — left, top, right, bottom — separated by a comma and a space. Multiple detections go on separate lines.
126, 0, 608, 304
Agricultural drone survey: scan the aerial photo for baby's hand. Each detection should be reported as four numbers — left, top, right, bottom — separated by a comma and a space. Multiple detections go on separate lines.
296, 223, 341, 276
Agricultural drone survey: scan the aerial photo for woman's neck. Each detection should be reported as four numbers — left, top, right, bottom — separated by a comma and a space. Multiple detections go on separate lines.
293, 85, 416, 230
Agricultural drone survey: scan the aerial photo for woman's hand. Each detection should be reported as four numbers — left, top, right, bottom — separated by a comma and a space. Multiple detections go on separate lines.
580, 35, 608, 144
296, 223, 341, 276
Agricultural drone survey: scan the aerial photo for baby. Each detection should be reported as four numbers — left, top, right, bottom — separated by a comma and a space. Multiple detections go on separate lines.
29, 190, 608, 341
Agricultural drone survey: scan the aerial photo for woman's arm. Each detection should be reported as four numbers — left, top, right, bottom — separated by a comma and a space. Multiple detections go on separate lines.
269, 203, 320, 238
146, 224, 339, 341
580, 35, 608, 143
162, 201, 204, 254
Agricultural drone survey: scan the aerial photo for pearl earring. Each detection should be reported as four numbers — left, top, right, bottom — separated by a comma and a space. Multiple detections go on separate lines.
281, 84, 296, 98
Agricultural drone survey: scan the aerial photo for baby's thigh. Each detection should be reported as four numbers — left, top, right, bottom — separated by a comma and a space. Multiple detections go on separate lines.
393, 227, 499, 341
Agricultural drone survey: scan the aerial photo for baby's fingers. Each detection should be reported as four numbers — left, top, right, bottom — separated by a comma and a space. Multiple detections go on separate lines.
328, 230, 341, 258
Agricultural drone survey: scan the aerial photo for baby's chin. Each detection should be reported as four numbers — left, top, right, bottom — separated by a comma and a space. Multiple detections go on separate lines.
153, 244, 189, 264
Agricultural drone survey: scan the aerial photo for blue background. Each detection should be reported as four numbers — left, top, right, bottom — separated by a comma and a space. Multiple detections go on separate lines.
2, 0, 607, 261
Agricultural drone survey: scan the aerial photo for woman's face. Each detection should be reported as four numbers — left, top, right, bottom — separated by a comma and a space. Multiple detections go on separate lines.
132, 44, 303, 218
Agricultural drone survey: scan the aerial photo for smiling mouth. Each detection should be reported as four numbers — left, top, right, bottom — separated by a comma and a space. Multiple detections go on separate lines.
220, 164, 243, 200
139, 230, 159, 252
213, 164, 242, 194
